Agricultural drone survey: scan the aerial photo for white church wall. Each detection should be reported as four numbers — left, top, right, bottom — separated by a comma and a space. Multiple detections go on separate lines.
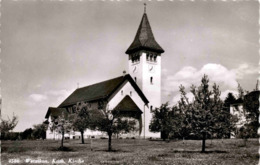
108, 80, 159, 138
141, 52, 161, 108
46, 115, 105, 140
108, 81, 144, 111
130, 52, 161, 138
141, 52, 161, 138
46, 75, 161, 139
108, 81, 146, 138
128, 52, 143, 90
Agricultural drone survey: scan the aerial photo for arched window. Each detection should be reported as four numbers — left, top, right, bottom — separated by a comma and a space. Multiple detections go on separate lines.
130, 91, 132, 96
121, 90, 123, 95
150, 77, 153, 84
150, 106, 153, 112
134, 77, 137, 82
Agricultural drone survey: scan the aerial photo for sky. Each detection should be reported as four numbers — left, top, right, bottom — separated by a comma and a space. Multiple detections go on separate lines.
1, 0, 259, 131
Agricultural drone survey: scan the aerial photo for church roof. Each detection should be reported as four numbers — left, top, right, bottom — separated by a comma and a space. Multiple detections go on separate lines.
125, 13, 164, 54
45, 107, 67, 119
58, 74, 149, 108
114, 95, 142, 113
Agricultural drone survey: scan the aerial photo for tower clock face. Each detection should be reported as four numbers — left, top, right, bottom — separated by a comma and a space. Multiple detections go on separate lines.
148, 65, 155, 73
133, 66, 138, 73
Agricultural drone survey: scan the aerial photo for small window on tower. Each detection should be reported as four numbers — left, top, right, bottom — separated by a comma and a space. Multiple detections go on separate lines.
121, 90, 123, 95
150, 77, 153, 84
130, 91, 132, 96
134, 77, 137, 82
150, 106, 153, 112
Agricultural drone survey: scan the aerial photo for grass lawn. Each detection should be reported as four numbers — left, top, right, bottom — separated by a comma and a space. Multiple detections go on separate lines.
1, 138, 258, 165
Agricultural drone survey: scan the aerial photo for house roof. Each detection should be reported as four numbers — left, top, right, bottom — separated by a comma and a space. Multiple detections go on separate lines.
45, 107, 67, 119
58, 74, 149, 108
125, 13, 164, 54
245, 90, 260, 99
231, 98, 243, 105
114, 95, 142, 113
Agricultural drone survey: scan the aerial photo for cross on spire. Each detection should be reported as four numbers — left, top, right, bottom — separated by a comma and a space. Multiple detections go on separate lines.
144, 3, 146, 13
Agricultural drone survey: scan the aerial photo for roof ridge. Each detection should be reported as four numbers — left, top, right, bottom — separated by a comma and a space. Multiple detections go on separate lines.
58, 74, 133, 108
77, 74, 127, 90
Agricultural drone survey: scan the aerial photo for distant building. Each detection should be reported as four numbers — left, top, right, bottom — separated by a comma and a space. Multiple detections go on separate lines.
230, 98, 246, 138
45, 8, 164, 139
230, 90, 259, 138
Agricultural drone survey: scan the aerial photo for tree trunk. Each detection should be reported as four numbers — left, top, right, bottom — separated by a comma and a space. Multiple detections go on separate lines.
90, 138, 93, 151
161, 131, 166, 141
244, 138, 247, 147
61, 131, 64, 149
166, 133, 170, 142
81, 131, 84, 144
202, 132, 206, 153
108, 132, 112, 152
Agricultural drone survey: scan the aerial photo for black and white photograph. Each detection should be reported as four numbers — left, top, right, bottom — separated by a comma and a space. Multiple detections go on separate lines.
1, 0, 259, 164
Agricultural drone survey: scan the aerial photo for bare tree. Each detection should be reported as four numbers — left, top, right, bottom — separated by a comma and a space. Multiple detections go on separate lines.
51, 112, 72, 149
90, 103, 136, 151
0, 114, 18, 133
71, 101, 91, 144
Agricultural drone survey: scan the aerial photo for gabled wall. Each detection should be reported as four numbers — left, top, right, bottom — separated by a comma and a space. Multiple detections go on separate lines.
108, 80, 160, 138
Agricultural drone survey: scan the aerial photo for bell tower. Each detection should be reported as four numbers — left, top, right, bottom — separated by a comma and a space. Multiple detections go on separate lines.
125, 4, 164, 138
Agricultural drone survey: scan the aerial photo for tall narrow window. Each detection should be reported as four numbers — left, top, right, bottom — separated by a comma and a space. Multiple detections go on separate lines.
150, 77, 153, 84
150, 106, 153, 112
134, 77, 137, 82
130, 91, 132, 96
121, 90, 123, 95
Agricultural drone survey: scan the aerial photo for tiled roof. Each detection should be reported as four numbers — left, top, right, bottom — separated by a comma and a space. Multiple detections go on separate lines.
45, 107, 67, 119
58, 74, 149, 108
126, 13, 164, 54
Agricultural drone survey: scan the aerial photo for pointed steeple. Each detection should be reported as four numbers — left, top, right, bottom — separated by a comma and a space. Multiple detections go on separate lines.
125, 10, 164, 54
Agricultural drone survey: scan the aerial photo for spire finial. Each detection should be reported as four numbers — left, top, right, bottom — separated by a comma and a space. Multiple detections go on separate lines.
144, 3, 146, 14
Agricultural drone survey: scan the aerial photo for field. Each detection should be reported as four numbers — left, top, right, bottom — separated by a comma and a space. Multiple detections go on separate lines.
1, 138, 258, 165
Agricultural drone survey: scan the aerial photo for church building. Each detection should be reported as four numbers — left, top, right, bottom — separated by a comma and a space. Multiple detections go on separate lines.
45, 7, 164, 139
